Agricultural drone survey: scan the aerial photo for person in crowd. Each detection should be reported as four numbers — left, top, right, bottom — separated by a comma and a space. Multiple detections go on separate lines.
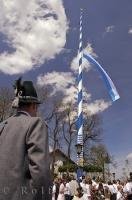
57, 179, 65, 200
82, 177, 92, 200
117, 185, 124, 200
69, 175, 79, 199
80, 176, 86, 194
52, 179, 57, 200
96, 182, 105, 200
107, 181, 117, 200
104, 186, 111, 200
64, 177, 71, 200
73, 187, 85, 200
113, 180, 118, 194
123, 172, 132, 200
52, 178, 60, 200
92, 176, 98, 188
117, 180, 121, 187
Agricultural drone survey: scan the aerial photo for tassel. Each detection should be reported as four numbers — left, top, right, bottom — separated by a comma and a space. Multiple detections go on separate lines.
12, 97, 19, 108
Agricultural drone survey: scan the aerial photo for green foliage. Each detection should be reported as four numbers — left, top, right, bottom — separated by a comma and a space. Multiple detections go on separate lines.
58, 163, 102, 173
58, 163, 77, 173
83, 165, 102, 172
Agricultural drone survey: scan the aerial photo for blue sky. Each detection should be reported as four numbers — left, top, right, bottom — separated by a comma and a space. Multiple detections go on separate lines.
0, 0, 132, 176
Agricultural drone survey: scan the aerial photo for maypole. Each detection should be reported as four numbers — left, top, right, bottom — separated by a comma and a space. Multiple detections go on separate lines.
76, 8, 120, 177
76, 8, 84, 167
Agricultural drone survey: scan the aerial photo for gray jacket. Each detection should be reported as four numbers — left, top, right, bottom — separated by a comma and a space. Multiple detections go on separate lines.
0, 111, 51, 200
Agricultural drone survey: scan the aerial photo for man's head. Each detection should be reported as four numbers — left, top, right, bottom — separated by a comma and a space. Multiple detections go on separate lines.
12, 77, 41, 116
18, 102, 39, 117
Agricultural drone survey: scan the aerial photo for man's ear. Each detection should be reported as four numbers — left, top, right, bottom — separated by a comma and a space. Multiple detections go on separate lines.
33, 103, 37, 110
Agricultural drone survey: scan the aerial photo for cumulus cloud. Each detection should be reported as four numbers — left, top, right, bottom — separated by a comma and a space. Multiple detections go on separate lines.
0, 0, 68, 74
37, 71, 77, 103
85, 100, 111, 115
37, 71, 111, 114
37, 71, 75, 91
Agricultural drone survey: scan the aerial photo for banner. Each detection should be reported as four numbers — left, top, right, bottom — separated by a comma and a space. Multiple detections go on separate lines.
83, 53, 120, 102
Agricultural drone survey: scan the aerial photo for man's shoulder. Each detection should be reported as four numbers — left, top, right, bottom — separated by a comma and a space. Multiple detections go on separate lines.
6, 114, 45, 127
29, 117, 47, 127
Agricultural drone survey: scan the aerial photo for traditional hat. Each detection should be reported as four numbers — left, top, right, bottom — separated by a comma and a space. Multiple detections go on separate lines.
12, 77, 41, 108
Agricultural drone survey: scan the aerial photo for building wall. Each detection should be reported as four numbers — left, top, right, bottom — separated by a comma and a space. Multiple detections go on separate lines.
50, 151, 72, 173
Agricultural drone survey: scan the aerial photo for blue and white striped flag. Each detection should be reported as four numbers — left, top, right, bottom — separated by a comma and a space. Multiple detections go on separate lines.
83, 53, 120, 102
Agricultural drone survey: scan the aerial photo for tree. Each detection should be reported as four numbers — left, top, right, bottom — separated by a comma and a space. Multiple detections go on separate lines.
37, 86, 105, 175
83, 164, 102, 173
88, 144, 111, 165
61, 103, 102, 161
83, 113, 102, 162
58, 163, 77, 173
61, 102, 77, 159
0, 87, 13, 122
44, 100, 65, 175
87, 144, 112, 181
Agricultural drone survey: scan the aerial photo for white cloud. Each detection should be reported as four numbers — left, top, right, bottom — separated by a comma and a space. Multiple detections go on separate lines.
37, 71, 77, 103
84, 99, 111, 115
37, 71, 111, 114
37, 71, 88, 104
0, 0, 68, 74
71, 43, 97, 73
37, 71, 75, 91
105, 25, 114, 33
127, 153, 132, 160
128, 28, 132, 34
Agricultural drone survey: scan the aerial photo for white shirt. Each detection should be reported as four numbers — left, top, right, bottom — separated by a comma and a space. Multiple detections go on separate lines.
57, 183, 65, 200
69, 180, 79, 196
108, 185, 117, 194
92, 180, 97, 187
73, 196, 86, 200
117, 191, 123, 200
80, 182, 86, 192
64, 182, 71, 195
113, 184, 118, 193
123, 182, 132, 194
52, 184, 56, 200
82, 184, 91, 199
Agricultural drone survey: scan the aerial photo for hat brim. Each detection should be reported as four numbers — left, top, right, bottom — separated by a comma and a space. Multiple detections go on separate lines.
19, 98, 42, 104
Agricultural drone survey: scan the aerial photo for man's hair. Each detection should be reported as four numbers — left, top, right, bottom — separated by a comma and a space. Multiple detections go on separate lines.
18, 101, 32, 108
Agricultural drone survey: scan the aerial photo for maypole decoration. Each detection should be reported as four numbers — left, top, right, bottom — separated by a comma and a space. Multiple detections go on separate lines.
76, 8, 84, 167
76, 9, 120, 171
83, 54, 120, 102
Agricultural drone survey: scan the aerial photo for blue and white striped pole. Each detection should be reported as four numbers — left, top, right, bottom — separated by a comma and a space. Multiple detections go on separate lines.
77, 9, 83, 166
76, 8, 120, 169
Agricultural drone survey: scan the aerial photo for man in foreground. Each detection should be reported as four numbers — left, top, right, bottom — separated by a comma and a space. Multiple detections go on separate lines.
0, 78, 51, 200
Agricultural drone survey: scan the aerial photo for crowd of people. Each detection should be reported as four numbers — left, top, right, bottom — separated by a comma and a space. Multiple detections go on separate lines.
52, 173, 132, 200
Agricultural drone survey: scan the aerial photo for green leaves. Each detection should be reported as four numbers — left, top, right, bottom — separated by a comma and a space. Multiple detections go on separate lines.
83, 165, 102, 173
58, 163, 77, 173
58, 163, 102, 173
